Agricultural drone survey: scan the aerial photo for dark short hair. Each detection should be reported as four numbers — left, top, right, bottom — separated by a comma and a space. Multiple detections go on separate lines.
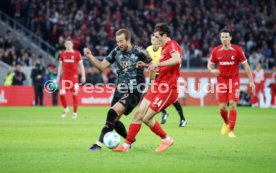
220, 28, 232, 36
116, 29, 131, 41
154, 23, 171, 37
65, 37, 73, 42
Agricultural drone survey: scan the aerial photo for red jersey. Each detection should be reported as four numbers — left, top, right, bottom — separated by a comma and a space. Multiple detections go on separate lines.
209, 44, 247, 79
272, 72, 276, 84
59, 50, 82, 82
253, 69, 265, 84
155, 40, 183, 89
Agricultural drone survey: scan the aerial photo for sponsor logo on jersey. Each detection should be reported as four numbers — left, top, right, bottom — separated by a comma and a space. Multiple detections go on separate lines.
63, 59, 75, 63
219, 61, 235, 65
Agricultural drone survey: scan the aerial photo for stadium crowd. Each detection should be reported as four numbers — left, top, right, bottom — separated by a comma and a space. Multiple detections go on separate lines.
0, 0, 274, 68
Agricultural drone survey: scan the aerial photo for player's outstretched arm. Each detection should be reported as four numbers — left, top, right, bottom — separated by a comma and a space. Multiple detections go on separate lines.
83, 48, 110, 71
242, 62, 256, 95
56, 61, 62, 84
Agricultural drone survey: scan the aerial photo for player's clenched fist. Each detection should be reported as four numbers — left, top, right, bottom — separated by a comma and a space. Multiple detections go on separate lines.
83, 48, 92, 57
136, 61, 149, 68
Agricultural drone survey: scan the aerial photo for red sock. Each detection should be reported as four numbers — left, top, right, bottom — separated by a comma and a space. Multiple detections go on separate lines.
150, 121, 167, 139
73, 95, 78, 113
229, 110, 237, 131
251, 95, 259, 105
126, 123, 142, 144
220, 110, 228, 124
60, 95, 67, 108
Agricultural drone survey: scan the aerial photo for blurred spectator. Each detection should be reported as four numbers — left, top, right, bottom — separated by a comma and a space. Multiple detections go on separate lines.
269, 66, 276, 107
4, 69, 15, 86
85, 67, 104, 85
105, 68, 117, 84
238, 91, 251, 107
31, 63, 45, 106
249, 51, 264, 69
0, 0, 274, 69
12, 64, 26, 85
4, 0, 273, 69
45, 60, 59, 106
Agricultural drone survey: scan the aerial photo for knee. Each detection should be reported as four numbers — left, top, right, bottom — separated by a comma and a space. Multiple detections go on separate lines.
131, 111, 143, 124
106, 109, 118, 125
229, 102, 236, 110
219, 105, 227, 111
142, 116, 150, 125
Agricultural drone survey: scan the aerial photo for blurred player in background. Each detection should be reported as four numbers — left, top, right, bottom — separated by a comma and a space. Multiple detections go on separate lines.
56, 38, 86, 119
114, 23, 182, 152
207, 28, 255, 138
84, 29, 152, 151
270, 66, 276, 107
251, 64, 265, 107
146, 33, 187, 127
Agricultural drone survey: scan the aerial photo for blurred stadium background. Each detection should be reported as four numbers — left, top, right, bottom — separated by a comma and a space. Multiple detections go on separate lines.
0, 0, 275, 107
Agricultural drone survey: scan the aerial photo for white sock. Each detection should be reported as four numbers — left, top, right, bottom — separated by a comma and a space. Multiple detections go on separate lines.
162, 136, 171, 142
96, 141, 103, 147
123, 143, 130, 149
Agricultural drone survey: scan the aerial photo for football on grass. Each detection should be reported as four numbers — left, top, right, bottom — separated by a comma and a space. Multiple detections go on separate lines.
103, 131, 120, 149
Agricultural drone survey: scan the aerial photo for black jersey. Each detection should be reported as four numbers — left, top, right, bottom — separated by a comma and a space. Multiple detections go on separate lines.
105, 46, 152, 92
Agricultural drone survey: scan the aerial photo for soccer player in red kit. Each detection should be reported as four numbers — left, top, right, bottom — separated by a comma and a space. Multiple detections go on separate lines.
270, 66, 276, 107
114, 23, 182, 152
251, 64, 266, 107
207, 29, 255, 138
56, 38, 86, 119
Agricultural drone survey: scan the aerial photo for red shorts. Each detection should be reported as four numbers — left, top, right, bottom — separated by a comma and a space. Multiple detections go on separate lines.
60, 79, 79, 92
255, 82, 264, 94
216, 78, 240, 103
145, 85, 178, 112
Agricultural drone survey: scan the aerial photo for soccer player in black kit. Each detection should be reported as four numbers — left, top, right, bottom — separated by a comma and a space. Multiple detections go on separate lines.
84, 29, 152, 151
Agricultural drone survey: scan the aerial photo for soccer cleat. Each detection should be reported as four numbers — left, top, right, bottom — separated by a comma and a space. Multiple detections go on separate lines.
155, 137, 174, 152
221, 123, 229, 135
161, 112, 169, 124
88, 144, 102, 151
61, 107, 69, 118
112, 145, 129, 152
179, 120, 187, 127
228, 131, 236, 138
72, 112, 78, 119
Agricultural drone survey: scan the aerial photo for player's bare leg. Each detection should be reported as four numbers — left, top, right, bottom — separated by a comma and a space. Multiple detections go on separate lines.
228, 100, 237, 138
113, 98, 151, 152
89, 102, 125, 151
219, 102, 229, 135
143, 108, 173, 152
72, 84, 79, 119
59, 89, 69, 118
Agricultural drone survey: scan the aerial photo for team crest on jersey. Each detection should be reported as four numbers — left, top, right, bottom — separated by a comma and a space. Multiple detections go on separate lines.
118, 54, 123, 59
130, 54, 137, 59
231, 56, 235, 61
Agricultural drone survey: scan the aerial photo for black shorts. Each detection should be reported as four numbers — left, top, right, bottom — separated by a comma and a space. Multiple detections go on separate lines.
111, 90, 142, 115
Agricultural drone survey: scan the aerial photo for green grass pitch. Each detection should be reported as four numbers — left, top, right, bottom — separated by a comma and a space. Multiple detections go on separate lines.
0, 106, 275, 173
